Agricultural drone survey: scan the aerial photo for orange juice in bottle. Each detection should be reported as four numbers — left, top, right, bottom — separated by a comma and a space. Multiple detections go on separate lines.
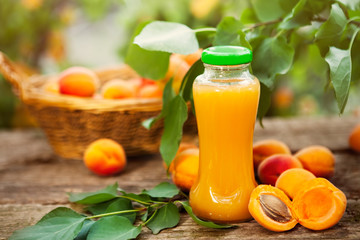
189, 46, 260, 223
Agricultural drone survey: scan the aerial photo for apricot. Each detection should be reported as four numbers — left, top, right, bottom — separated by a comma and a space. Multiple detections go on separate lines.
58, 66, 99, 97
248, 185, 298, 232
160, 54, 190, 93
294, 145, 335, 178
258, 154, 303, 186
176, 49, 203, 66
172, 148, 199, 192
163, 142, 198, 173
275, 168, 316, 199
249, 178, 347, 232
273, 86, 294, 109
83, 138, 126, 176
253, 139, 291, 170
137, 84, 162, 99
349, 124, 360, 152
101, 79, 137, 99
42, 79, 59, 94
292, 178, 347, 230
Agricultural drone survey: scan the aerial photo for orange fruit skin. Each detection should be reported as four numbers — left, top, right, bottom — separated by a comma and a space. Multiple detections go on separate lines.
59, 66, 99, 97
349, 124, 360, 153
83, 138, 126, 176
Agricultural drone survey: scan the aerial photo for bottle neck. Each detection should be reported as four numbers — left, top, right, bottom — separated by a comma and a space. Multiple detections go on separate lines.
203, 63, 251, 80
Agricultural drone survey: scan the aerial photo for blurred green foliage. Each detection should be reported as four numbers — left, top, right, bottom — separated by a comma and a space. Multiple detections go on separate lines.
0, 0, 359, 129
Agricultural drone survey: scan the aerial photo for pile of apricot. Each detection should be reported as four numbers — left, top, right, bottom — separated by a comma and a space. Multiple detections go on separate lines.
42, 49, 202, 100
250, 139, 347, 232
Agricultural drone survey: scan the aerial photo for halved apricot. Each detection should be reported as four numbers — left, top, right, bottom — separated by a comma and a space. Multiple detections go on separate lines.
292, 178, 347, 230
275, 168, 316, 199
248, 185, 297, 232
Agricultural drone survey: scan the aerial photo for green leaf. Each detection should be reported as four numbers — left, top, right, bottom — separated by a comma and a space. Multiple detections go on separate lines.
146, 203, 180, 234
179, 59, 204, 102
160, 95, 188, 167
325, 30, 358, 113
68, 183, 118, 204
279, 0, 309, 29
161, 78, 177, 116
142, 182, 179, 198
142, 78, 176, 130
337, 0, 360, 11
252, 36, 295, 88
279, 0, 329, 29
134, 21, 199, 55
75, 220, 95, 240
122, 193, 153, 205
180, 201, 234, 229
257, 83, 272, 126
87, 216, 141, 240
240, 8, 259, 24
213, 16, 243, 46
86, 200, 118, 215
10, 207, 86, 240
105, 198, 137, 223
251, 0, 285, 22
125, 21, 170, 80
316, 3, 348, 56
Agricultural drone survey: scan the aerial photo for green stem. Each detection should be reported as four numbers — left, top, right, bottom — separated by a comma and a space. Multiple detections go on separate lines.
349, 28, 360, 50
141, 208, 159, 226
243, 19, 282, 32
86, 209, 141, 219
194, 27, 217, 33
118, 195, 152, 206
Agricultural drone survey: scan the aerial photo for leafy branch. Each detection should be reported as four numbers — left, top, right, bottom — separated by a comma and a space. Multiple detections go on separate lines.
10, 182, 234, 240
124, 0, 360, 167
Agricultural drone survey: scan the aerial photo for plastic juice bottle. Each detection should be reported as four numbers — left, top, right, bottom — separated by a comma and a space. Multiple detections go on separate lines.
189, 46, 260, 223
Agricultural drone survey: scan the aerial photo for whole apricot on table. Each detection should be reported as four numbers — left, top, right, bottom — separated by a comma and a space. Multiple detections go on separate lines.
101, 79, 137, 99
172, 148, 199, 192
349, 124, 360, 153
58, 66, 99, 97
257, 154, 303, 186
163, 142, 198, 173
253, 139, 291, 170
83, 138, 126, 176
294, 145, 335, 178
275, 168, 316, 199
292, 178, 347, 230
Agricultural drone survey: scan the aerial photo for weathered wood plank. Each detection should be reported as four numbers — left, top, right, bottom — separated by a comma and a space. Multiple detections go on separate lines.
0, 116, 360, 239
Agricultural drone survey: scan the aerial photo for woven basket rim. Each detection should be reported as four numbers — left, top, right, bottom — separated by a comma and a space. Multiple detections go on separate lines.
20, 65, 163, 112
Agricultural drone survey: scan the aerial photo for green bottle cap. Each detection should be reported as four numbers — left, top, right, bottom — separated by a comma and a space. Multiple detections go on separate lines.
201, 46, 252, 65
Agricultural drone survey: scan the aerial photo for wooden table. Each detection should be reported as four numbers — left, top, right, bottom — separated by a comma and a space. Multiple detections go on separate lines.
1, 116, 359, 239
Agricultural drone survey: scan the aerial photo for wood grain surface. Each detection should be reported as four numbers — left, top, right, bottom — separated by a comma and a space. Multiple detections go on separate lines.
0, 116, 359, 239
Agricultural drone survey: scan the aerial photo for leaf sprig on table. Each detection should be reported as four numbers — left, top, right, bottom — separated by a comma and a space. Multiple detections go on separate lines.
125, 0, 360, 166
10, 182, 234, 240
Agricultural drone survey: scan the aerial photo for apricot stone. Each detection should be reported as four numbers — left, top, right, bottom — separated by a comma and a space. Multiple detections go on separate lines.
248, 185, 297, 232
294, 145, 335, 178
253, 139, 291, 170
257, 154, 303, 186
83, 138, 126, 176
349, 124, 360, 153
58, 66, 99, 97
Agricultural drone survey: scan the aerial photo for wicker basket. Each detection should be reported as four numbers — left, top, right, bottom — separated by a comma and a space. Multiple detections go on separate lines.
0, 52, 197, 159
